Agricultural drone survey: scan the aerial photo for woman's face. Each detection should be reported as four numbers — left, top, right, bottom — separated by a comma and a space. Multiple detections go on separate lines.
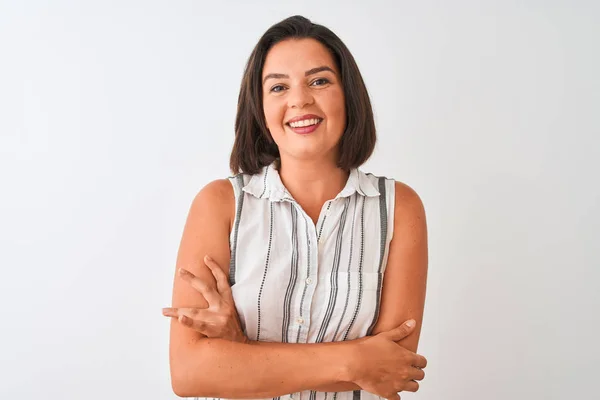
262, 38, 346, 164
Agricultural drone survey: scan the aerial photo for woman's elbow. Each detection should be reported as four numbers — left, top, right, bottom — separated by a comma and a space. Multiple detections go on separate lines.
170, 366, 192, 397
170, 369, 210, 398
171, 379, 190, 398
169, 354, 210, 398
172, 383, 201, 398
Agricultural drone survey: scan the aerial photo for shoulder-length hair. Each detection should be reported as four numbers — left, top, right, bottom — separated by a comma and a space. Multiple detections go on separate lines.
230, 15, 377, 175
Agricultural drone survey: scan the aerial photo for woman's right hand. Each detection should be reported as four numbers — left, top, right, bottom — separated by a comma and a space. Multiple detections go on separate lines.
348, 320, 427, 400
162, 255, 249, 344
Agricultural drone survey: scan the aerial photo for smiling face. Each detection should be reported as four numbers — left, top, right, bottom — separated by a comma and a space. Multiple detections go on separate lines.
262, 38, 346, 164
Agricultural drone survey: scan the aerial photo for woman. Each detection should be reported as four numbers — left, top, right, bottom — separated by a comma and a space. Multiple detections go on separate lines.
162, 15, 428, 400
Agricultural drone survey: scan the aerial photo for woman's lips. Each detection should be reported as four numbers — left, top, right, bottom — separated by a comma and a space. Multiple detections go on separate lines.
286, 119, 323, 135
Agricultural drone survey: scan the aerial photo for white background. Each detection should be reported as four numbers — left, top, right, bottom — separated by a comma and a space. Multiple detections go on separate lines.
1, 1, 598, 399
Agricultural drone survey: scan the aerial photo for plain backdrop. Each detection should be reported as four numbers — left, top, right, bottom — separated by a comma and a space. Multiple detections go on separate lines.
1, 1, 598, 399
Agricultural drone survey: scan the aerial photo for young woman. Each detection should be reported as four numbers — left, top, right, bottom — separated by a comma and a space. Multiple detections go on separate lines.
162, 15, 428, 400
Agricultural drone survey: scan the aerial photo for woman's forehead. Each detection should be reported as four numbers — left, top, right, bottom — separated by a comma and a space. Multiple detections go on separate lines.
263, 38, 337, 76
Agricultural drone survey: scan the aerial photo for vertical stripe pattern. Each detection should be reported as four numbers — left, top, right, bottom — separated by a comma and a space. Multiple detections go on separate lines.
310, 198, 350, 400
316, 197, 351, 343
342, 195, 366, 341
229, 173, 245, 286
332, 196, 358, 342
256, 202, 274, 341
367, 177, 388, 335
215, 164, 395, 400
282, 204, 299, 343
295, 213, 312, 344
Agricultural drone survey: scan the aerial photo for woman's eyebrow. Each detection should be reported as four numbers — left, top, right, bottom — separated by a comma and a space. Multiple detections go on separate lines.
262, 65, 336, 84
305, 66, 335, 76
263, 73, 288, 84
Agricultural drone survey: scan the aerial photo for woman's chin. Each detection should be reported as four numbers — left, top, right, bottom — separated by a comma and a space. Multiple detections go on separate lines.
280, 146, 337, 163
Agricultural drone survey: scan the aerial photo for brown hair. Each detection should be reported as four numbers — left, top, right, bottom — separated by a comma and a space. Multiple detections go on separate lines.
229, 15, 377, 175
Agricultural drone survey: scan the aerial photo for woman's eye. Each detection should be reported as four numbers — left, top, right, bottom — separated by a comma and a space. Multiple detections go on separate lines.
311, 78, 330, 86
270, 85, 286, 93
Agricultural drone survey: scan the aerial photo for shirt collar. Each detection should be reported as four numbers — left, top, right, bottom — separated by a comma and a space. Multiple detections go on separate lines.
242, 162, 380, 202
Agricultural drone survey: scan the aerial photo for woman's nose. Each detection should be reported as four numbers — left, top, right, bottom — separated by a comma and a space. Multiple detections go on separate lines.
287, 86, 314, 109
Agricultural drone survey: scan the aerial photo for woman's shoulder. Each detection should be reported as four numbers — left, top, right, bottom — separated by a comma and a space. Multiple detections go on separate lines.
391, 179, 427, 234
195, 178, 235, 202
195, 169, 263, 204
188, 179, 236, 226
393, 180, 422, 205
362, 171, 421, 204
362, 171, 425, 223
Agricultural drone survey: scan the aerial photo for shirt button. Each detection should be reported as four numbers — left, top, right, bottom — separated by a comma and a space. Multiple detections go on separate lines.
296, 317, 304, 325
305, 277, 313, 285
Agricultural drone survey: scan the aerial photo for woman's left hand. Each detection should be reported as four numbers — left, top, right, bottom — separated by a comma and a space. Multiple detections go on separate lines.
162, 255, 249, 343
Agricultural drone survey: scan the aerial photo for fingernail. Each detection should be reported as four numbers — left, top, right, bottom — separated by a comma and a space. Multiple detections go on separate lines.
406, 319, 415, 328
162, 308, 173, 316
178, 268, 187, 275
205, 255, 212, 262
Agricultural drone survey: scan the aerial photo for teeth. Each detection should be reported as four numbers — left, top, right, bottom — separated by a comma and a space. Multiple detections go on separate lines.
289, 118, 321, 128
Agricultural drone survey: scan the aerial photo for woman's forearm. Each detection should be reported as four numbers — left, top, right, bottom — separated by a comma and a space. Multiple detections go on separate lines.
250, 341, 361, 393
171, 337, 361, 398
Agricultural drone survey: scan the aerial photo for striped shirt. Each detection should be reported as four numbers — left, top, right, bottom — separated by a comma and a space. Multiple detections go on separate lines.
197, 162, 395, 400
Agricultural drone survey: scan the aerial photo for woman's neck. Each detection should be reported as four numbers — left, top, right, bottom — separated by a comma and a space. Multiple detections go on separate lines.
277, 157, 350, 208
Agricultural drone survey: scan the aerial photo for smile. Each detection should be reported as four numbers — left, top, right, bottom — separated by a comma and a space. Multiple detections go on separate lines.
287, 118, 323, 128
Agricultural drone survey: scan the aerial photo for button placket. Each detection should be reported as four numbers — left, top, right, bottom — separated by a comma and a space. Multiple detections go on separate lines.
294, 201, 324, 344
302, 221, 319, 342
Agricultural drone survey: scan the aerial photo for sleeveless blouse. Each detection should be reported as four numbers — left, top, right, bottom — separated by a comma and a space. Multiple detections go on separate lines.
196, 162, 395, 400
